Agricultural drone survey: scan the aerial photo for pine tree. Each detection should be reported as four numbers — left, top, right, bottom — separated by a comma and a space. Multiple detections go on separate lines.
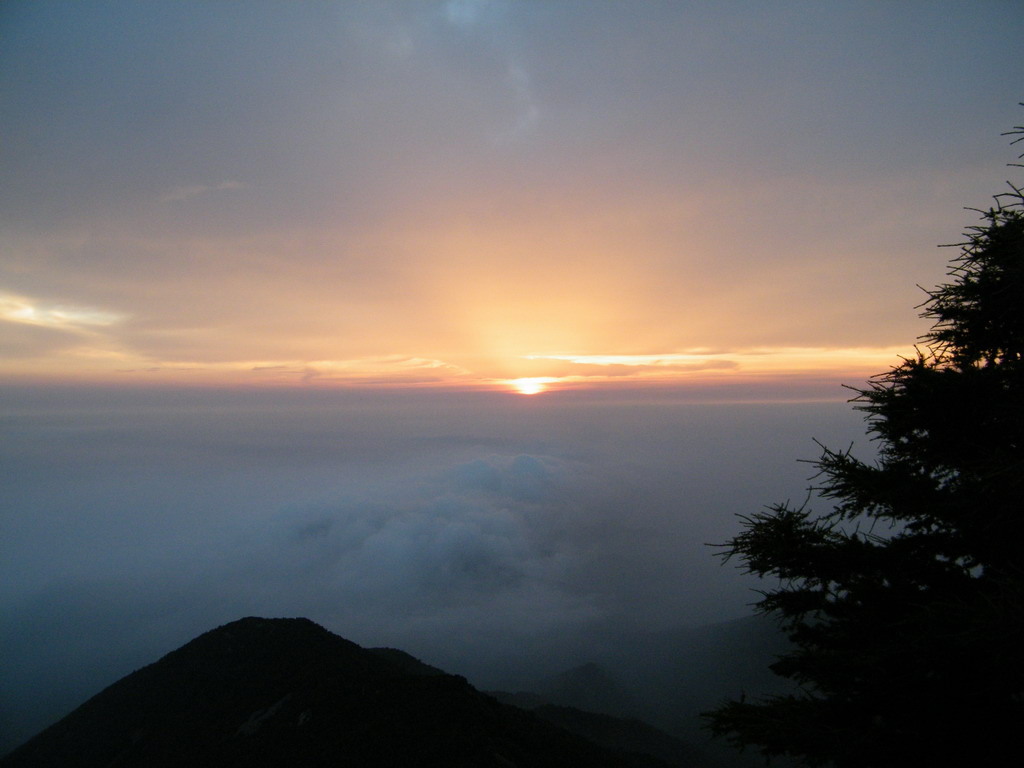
704, 119, 1024, 767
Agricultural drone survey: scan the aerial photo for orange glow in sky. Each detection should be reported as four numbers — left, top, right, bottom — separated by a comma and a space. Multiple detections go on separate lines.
509, 377, 556, 395
1, 3, 1019, 399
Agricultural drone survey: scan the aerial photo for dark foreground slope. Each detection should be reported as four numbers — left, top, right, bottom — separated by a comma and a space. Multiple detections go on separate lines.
1, 617, 672, 768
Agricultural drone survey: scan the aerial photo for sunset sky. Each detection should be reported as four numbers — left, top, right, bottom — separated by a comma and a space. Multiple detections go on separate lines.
3, 1, 1022, 396
3, 2, 1024, 749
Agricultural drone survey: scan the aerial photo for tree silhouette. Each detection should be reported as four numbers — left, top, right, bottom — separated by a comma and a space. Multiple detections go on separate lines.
704, 117, 1024, 767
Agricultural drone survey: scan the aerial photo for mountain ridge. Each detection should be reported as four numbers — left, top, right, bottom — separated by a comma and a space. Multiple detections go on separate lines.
0, 616, 684, 768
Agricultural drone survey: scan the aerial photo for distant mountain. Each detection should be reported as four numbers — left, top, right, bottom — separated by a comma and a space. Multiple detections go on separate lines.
487, 615, 792, 768
0, 617, 678, 768
617, 614, 792, 739
489, 693, 704, 768
529, 662, 636, 716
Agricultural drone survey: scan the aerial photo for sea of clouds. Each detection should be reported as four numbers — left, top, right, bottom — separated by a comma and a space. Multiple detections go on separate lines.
0, 386, 871, 750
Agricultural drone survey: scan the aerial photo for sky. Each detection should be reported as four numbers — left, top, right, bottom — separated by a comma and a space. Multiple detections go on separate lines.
2, 0, 1023, 754
2, 0, 1021, 393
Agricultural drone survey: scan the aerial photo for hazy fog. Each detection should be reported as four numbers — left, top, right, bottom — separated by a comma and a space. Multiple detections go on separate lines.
0, 385, 871, 750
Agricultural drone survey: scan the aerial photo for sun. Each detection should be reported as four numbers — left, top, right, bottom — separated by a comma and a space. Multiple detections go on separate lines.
509, 377, 554, 395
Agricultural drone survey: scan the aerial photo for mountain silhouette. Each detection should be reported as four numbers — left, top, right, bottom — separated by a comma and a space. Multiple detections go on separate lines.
0, 617, 675, 768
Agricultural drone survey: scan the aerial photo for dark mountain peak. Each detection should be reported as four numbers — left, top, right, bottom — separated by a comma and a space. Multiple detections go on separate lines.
2, 617, 668, 768
162, 616, 376, 673
207, 615, 325, 636
175, 616, 357, 656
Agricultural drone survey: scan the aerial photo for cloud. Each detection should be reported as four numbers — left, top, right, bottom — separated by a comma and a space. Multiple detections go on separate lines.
0, 387, 879, 747
0, 293, 124, 330
4, 388, 860, 626
0, 292, 132, 372
519, 347, 910, 384
167, 356, 473, 386
258, 452, 588, 619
